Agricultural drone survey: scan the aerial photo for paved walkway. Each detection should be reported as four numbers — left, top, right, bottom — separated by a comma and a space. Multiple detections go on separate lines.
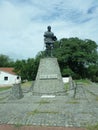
0, 83, 98, 128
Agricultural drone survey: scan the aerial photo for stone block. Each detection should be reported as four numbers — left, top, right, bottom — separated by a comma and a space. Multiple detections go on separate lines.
10, 83, 23, 99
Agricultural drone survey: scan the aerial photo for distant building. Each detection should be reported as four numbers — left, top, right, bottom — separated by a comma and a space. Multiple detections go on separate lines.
62, 77, 72, 83
0, 67, 21, 87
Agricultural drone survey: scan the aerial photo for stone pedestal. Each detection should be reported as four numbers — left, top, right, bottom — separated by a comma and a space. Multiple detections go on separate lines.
11, 84, 23, 99
33, 58, 65, 96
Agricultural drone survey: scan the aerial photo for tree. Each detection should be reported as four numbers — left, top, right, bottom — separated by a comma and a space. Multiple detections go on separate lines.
0, 54, 14, 67
87, 64, 98, 82
14, 60, 25, 80
25, 58, 39, 80
53, 37, 98, 79
62, 67, 75, 77
14, 58, 39, 81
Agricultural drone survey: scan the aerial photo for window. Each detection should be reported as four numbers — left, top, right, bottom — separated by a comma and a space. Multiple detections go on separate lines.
17, 76, 19, 79
4, 76, 8, 81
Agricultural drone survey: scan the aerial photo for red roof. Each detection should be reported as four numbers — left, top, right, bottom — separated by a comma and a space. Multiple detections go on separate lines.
0, 67, 16, 75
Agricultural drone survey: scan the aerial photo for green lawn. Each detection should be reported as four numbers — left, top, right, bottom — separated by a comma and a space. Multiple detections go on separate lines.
0, 86, 11, 91
0, 81, 33, 91
75, 79, 91, 85
87, 123, 98, 130
21, 81, 33, 88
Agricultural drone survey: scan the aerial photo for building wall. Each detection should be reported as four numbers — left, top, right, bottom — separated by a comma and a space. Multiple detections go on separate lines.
0, 71, 21, 86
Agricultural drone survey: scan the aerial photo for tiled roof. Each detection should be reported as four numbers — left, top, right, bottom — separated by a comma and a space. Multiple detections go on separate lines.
0, 67, 16, 75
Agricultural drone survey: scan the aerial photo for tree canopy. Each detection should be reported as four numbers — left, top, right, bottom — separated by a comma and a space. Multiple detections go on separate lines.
52, 37, 98, 79
14, 58, 39, 80
0, 54, 14, 67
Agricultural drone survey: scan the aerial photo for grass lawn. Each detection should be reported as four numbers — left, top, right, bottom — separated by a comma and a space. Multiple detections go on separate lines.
0, 86, 11, 91
0, 81, 33, 91
87, 123, 98, 130
21, 81, 33, 88
75, 79, 91, 85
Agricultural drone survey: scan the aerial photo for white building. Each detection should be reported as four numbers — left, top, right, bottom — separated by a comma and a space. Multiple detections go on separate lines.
62, 76, 72, 83
0, 68, 21, 87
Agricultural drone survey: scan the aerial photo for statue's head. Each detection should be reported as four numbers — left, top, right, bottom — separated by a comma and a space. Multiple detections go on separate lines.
47, 26, 51, 31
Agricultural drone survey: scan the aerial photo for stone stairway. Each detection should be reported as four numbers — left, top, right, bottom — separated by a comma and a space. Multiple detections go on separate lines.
32, 58, 65, 95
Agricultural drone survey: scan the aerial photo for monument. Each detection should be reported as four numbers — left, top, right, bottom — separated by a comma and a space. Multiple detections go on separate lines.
44, 26, 57, 57
32, 26, 65, 96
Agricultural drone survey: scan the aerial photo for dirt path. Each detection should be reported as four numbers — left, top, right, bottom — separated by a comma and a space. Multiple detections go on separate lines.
0, 125, 87, 130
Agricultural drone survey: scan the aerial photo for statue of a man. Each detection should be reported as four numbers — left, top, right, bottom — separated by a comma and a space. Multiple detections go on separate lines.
44, 26, 57, 56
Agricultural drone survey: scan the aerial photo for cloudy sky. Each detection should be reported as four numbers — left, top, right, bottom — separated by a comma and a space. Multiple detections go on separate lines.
0, 0, 98, 60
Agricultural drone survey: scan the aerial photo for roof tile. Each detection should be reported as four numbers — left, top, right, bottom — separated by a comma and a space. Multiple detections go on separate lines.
0, 67, 16, 75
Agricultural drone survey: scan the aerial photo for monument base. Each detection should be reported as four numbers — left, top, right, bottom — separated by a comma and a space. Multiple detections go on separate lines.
33, 58, 65, 96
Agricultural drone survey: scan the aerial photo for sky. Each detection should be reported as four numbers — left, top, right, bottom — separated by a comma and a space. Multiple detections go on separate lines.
0, 0, 98, 60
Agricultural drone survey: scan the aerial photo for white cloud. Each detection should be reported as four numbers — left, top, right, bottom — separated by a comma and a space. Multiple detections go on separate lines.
0, 0, 98, 60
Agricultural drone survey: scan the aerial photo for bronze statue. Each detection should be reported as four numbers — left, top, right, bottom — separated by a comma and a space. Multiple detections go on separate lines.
44, 26, 57, 56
